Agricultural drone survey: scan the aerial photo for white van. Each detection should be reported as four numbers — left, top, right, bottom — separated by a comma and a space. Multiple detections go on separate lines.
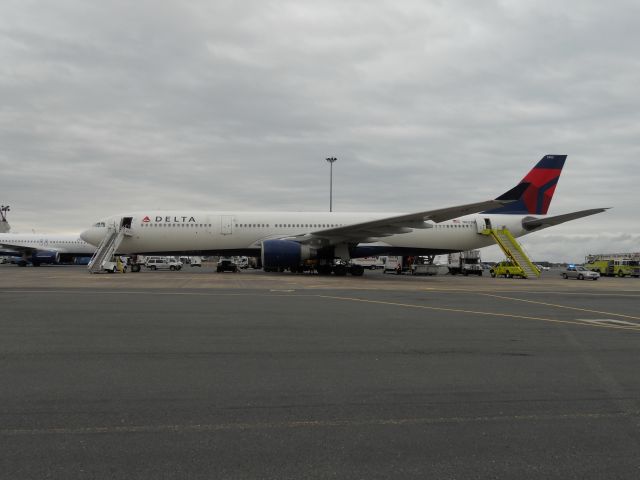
383, 256, 403, 274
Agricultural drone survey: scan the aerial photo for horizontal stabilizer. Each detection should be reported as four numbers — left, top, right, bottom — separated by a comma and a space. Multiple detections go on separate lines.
522, 208, 609, 231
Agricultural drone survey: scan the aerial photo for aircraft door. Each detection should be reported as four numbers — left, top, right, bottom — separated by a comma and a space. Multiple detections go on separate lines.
476, 218, 492, 233
220, 215, 233, 235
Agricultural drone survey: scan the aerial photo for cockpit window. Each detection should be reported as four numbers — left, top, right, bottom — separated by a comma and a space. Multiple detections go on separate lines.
93, 222, 106, 227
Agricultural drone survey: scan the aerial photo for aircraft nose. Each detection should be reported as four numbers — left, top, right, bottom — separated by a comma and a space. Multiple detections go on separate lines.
80, 228, 99, 246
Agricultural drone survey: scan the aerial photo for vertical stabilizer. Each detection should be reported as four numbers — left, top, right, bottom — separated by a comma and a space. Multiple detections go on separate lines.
483, 155, 567, 215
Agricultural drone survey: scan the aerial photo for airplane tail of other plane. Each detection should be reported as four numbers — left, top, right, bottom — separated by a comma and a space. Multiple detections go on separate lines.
483, 154, 567, 215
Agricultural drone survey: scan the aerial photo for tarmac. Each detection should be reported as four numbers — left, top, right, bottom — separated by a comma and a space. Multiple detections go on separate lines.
1, 265, 639, 479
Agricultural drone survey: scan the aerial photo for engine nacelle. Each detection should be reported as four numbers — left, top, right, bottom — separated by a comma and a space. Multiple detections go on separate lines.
32, 250, 60, 265
261, 240, 315, 269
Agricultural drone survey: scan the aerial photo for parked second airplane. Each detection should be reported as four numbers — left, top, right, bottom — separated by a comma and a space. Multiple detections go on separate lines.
0, 233, 95, 266
81, 155, 606, 275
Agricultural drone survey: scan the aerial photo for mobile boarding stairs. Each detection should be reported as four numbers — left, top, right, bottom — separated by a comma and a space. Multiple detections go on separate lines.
87, 217, 133, 273
478, 220, 540, 279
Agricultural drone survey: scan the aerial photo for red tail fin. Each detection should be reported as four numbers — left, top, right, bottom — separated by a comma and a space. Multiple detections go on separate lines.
484, 155, 566, 214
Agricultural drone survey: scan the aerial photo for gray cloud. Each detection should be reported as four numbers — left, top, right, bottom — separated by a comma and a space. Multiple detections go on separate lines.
1, 0, 638, 261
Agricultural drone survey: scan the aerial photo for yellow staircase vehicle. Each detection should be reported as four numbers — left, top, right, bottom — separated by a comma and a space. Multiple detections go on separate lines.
482, 228, 541, 279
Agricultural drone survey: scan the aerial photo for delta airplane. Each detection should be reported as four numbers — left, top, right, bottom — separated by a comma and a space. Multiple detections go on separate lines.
0, 233, 95, 266
81, 155, 606, 275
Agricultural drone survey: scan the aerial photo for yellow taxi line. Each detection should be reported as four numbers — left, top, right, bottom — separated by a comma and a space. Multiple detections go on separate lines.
479, 293, 640, 321
316, 295, 640, 332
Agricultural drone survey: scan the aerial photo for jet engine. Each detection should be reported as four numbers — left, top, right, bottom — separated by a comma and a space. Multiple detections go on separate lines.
31, 250, 60, 265
261, 239, 316, 269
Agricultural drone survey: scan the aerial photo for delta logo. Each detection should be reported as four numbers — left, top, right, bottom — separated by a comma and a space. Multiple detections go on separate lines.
153, 216, 197, 223
142, 216, 151, 223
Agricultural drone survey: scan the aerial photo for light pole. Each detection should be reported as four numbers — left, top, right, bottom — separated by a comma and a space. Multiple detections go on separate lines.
0, 205, 9, 222
326, 157, 337, 212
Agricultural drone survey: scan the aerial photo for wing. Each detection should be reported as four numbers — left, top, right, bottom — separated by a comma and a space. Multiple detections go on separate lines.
286, 183, 529, 246
284, 201, 513, 247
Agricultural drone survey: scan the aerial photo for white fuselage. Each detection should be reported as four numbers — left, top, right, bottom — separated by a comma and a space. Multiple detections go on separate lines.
81, 211, 531, 256
0, 233, 95, 255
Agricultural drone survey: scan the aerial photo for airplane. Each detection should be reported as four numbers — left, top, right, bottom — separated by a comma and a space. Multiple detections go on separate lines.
0, 233, 95, 266
80, 155, 607, 275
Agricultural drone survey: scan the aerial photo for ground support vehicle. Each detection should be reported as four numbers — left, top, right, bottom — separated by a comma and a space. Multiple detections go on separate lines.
235, 256, 250, 269
128, 255, 147, 272
382, 256, 402, 274
94, 256, 128, 273
584, 255, 640, 277
412, 264, 440, 276
352, 257, 385, 270
217, 257, 238, 273
179, 256, 203, 267
382, 256, 413, 274
562, 265, 600, 280
145, 257, 182, 271
490, 261, 526, 278
448, 251, 483, 276
480, 227, 540, 278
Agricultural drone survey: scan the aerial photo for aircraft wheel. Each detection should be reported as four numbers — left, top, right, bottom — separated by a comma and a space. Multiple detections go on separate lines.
333, 265, 347, 276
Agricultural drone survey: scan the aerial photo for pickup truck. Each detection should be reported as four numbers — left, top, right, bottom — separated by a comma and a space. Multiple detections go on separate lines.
490, 261, 525, 278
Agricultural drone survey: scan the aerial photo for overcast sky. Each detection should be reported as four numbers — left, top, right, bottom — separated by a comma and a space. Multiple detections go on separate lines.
1, 0, 638, 262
